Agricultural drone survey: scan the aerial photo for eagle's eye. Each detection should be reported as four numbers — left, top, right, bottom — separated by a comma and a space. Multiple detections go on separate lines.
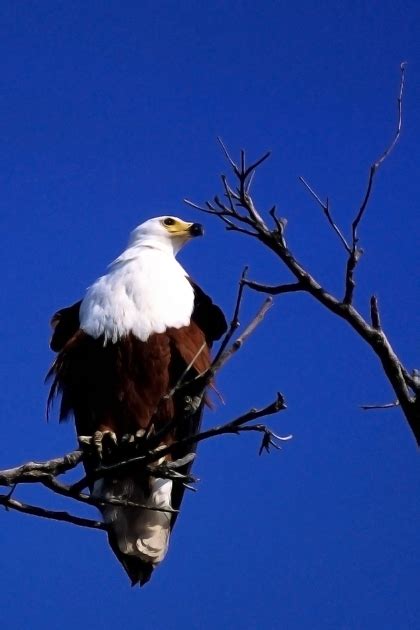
163, 217, 175, 226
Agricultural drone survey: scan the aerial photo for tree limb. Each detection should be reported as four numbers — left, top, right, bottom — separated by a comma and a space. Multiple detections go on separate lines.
92, 392, 288, 479
299, 176, 351, 253
0, 388, 288, 530
0, 494, 107, 530
344, 62, 406, 305
187, 63, 419, 446
0, 275, 288, 531
361, 401, 399, 410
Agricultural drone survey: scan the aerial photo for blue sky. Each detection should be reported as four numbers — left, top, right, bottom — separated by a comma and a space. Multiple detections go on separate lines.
1, 2, 419, 628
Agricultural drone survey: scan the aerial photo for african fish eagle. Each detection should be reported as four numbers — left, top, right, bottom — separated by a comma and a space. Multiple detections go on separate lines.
48, 216, 227, 586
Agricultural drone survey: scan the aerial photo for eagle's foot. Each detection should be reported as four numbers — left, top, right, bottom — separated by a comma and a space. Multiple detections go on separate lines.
120, 429, 146, 443
77, 430, 118, 460
118, 429, 147, 455
93, 430, 118, 459
121, 427, 153, 445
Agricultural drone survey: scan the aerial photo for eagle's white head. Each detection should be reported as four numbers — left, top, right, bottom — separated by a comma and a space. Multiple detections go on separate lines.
80, 215, 202, 342
127, 216, 204, 255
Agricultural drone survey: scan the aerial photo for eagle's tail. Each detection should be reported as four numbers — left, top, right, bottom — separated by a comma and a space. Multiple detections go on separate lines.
93, 476, 173, 587
107, 533, 154, 586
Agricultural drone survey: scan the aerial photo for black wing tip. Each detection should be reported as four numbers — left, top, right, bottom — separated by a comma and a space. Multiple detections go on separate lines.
189, 279, 228, 342
131, 569, 153, 588
127, 560, 154, 587
108, 532, 155, 587
49, 300, 82, 352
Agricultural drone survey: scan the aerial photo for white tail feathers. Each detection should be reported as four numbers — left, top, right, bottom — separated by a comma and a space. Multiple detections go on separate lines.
94, 476, 173, 566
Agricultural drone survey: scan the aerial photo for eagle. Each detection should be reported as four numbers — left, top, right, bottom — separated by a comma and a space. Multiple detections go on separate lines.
47, 216, 227, 586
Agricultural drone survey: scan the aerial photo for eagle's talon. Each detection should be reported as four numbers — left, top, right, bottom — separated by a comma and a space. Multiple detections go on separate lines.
78, 435, 92, 446
92, 430, 118, 459
118, 430, 147, 457
145, 424, 155, 439
120, 430, 145, 446
121, 433, 135, 444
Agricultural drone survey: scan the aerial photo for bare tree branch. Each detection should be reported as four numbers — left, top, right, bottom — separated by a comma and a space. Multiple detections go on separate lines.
0, 451, 83, 485
361, 401, 399, 411
299, 177, 351, 253
148, 270, 275, 454
352, 62, 406, 237
187, 63, 419, 446
97, 389, 286, 482
370, 295, 381, 331
209, 297, 273, 377
0, 274, 288, 531
344, 62, 406, 305
242, 279, 304, 295
0, 494, 107, 530
212, 266, 249, 363
0, 388, 288, 529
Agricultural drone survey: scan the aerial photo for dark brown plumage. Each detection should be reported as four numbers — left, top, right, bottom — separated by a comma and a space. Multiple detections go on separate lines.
47, 281, 226, 585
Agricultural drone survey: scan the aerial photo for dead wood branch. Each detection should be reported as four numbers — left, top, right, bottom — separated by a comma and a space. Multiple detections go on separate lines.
146, 269, 275, 453
361, 401, 400, 411
343, 62, 407, 305
299, 177, 351, 253
187, 63, 419, 446
1, 275, 288, 531
0, 392, 288, 529
0, 494, 107, 530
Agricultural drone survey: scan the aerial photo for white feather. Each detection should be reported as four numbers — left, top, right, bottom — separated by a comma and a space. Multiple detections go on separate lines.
79, 217, 195, 343
93, 477, 173, 564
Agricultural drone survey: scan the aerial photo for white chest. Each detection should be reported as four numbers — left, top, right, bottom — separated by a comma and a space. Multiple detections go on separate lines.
79, 249, 195, 343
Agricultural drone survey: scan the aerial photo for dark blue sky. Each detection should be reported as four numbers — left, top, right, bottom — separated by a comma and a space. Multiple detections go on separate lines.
1, 2, 419, 629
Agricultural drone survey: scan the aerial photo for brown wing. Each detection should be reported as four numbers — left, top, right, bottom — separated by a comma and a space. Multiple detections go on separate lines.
49, 282, 226, 355
50, 301, 82, 352
188, 279, 227, 345
48, 327, 176, 437
47, 283, 226, 437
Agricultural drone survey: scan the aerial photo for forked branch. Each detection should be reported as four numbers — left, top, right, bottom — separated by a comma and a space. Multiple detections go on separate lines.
0, 392, 288, 528
1, 276, 289, 530
186, 63, 419, 446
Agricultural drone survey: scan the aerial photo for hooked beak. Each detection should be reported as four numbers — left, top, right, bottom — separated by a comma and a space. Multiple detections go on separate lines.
188, 222, 204, 237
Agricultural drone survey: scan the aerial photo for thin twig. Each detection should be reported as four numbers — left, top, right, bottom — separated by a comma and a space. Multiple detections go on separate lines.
344, 62, 406, 305
92, 392, 288, 478
242, 279, 304, 295
269, 206, 287, 243
212, 266, 248, 364
299, 176, 351, 253
0, 494, 107, 530
221, 175, 237, 212
149, 267, 255, 448
361, 401, 399, 410
243, 151, 271, 179
217, 136, 240, 175
41, 476, 178, 514
151, 395, 288, 460
370, 295, 381, 330
352, 63, 406, 238
165, 341, 207, 399
174, 283, 273, 399
210, 297, 273, 376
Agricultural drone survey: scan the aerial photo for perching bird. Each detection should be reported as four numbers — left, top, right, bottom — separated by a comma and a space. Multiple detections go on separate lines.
47, 216, 227, 586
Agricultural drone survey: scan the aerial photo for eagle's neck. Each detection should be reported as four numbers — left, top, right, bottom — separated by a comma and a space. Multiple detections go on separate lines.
79, 247, 195, 343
